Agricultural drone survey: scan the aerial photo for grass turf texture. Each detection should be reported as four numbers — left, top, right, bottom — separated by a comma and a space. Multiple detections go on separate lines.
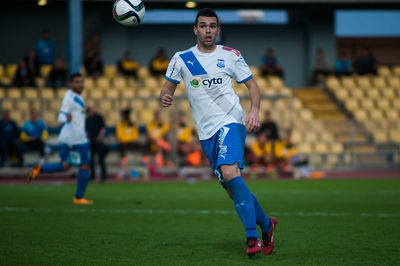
0, 179, 399, 265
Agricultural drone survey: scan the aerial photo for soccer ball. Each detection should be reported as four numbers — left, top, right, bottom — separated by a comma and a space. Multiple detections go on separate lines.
113, 0, 145, 27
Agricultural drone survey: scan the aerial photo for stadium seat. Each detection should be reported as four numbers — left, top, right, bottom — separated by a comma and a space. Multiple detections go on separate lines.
97, 77, 110, 90
390, 99, 400, 110
377, 65, 391, 77
0, 64, 4, 78
330, 142, 344, 154
388, 77, 400, 88
392, 66, 400, 77
334, 88, 348, 101
304, 131, 318, 142
56, 88, 68, 99
84, 77, 95, 90
113, 77, 128, 90
389, 130, 400, 142
7, 88, 22, 99
40, 88, 55, 99
326, 154, 339, 166
268, 76, 284, 88
360, 99, 375, 109
17, 99, 30, 113
376, 99, 390, 110
344, 99, 359, 111
381, 88, 395, 98
40, 65, 52, 78
24, 88, 39, 99
314, 142, 329, 153
0, 88, 5, 99
320, 132, 334, 142
356, 76, 372, 89
43, 112, 57, 126
373, 131, 388, 143
341, 76, 356, 89
12, 110, 25, 124
369, 109, 384, 120
138, 67, 150, 80
385, 110, 399, 120
1, 99, 14, 110
364, 89, 380, 99
35, 77, 46, 88
88, 90, 104, 100
371, 76, 387, 88
350, 88, 364, 99
120, 89, 135, 98
178, 100, 191, 111
249, 66, 260, 77
104, 90, 120, 100
326, 76, 340, 90
139, 109, 153, 124
97, 99, 114, 112
144, 76, 159, 90
130, 98, 145, 111
137, 89, 151, 97
47, 99, 62, 111
354, 109, 368, 121
291, 130, 302, 144
299, 110, 313, 120
297, 143, 312, 154
106, 112, 120, 126
104, 65, 117, 79
6, 64, 17, 78
146, 99, 159, 110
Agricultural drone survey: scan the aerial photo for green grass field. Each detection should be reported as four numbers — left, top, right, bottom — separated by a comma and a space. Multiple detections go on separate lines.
1, 178, 399, 265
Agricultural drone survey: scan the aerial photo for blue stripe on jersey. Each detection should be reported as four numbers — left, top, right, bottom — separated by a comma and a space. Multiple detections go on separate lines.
237, 74, 253, 84
73, 96, 85, 108
165, 76, 180, 84
179, 51, 207, 76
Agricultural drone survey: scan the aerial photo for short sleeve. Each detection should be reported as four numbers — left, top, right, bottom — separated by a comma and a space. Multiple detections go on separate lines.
232, 55, 253, 84
60, 95, 72, 114
165, 53, 182, 84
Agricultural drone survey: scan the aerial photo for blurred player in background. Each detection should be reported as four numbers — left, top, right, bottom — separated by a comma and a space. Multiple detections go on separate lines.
27, 73, 93, 205
160, 8, 277, 256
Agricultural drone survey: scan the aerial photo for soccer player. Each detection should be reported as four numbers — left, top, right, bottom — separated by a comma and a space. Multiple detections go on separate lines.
160, 8, 277, 256
27, 73, 93, 205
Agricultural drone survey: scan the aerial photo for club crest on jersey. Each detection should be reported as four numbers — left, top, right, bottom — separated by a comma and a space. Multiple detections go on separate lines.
190, 78, 201, 88
216, 59, 225, 68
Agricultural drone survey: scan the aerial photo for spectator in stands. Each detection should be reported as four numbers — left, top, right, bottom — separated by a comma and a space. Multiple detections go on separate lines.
313, 49, 331, 84
335, 51, 352, 76
20, 109, 48, 165
260, 49, 284, 78
84, 35, 103, 77
147, 110, 171, 167
24, 50, 41, 77
86, 104, 108, 182
35, 29, 56, 65
117, 51, 140, 78
149, 48, 169, 77
13, 59, 36, 87
353, 47, 377, 75
0, 109, 23, 167
248, 131, 271, 169
116, 108, 140, 166
176, 111, 193, 164
47, 59, 68, 89
259, 111, 279, 141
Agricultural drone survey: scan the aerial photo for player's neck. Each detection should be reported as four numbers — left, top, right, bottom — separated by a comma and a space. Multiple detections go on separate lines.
196, 43, 217, 53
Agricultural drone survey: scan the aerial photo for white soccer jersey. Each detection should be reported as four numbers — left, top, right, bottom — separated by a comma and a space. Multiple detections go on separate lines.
165, 45, 253, 140
57, 89, 88, 145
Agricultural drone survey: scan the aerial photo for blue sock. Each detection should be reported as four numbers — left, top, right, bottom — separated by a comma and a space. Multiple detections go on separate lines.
226, 176, 258, 239
75, 169, 89, 199
41, 162, 65, 173
252, 194, 271, 233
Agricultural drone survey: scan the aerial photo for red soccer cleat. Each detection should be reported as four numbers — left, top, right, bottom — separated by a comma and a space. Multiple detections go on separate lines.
246, 237, 261, 256
262, 217, 278, 255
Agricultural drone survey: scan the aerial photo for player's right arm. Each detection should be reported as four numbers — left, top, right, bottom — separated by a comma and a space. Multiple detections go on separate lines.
160, 80, 177, 107
58, 94, 72, 124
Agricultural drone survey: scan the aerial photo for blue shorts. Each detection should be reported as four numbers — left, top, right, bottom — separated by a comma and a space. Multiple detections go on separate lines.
59, 142, 90, 166
200, 123, 246, 187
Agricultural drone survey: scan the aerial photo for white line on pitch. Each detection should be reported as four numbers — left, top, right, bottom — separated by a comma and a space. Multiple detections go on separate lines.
1, 206, 400, 218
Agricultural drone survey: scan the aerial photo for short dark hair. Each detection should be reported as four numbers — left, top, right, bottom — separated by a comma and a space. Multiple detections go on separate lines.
69, 72, 83, 82
195, 8, 220, 26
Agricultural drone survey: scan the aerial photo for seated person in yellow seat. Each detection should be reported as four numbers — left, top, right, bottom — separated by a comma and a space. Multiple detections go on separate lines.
149, 48, 169, 77
146, 110, 170, 167
117, 51, 141, 78
116, 108, 139, 166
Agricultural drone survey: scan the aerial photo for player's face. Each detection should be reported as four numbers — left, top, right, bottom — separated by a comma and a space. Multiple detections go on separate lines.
194, 16, 220, 50
70, 77, 84, 94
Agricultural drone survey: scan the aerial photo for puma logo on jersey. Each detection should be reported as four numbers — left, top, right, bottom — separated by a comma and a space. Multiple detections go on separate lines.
187, 60, 194, 66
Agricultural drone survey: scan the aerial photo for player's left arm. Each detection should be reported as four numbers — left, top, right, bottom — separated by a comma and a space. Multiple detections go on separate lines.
244, 78, 261, 132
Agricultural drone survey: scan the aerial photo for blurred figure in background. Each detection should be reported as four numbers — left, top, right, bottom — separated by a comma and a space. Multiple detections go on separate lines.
260, 49, 283, 78
117, 51, 141, 78
20, 109, 48, 165
35, 29, 56, 65
259, 111, 279, 141
84, 35, 103, 77
116, 108, 140, 166
86, 104, 108, 182
147, 110, 170, 167
47, 59, 68, 89
24, 50, 41, 78
353, 47, 377, 75
149, 48, 169, 77
335, 51, 352, 76
0, 109, 23, 167
13, 59, 36, 87
312, 49, 331, 84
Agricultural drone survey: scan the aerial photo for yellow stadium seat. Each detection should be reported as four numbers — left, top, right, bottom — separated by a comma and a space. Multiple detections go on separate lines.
299, 110, 313, 120
12, 110, 25, 124
146, 99, 159, 110
57, 88, 68, 99
104, 65, 117, 79
388, 77, 400, 88
371, 76, 387, 88
6, 64, 18, 78
113, 77, 128, 90
0, 88, 6, 99
96, 77, 110, 90
304, 132, 318, 142
24, 88, 39, 99
392, 66, 400, 77
330, 142, 344, 154
389, 130, 400, 142
314, 142, 329, 153
297, 143, 312, 154
7, 88, 22, 99
377, 65, 391, 77
381, 88, 395, 98
249, 66, 260, 77
40, 65, 52, 78
376, 99, 390, 110
17, 99, 30, 112
341, 76, 356, 89
137, 89, 151, 97
335, 88, 348, 101
360, 99, 375, 109
356, 76, 371, 89
144, 77, 159, 90
326, 154, 339, 166
88, 90, 103, 100
1, 99, 14, 110
369, 110, 384, 120
120, 89, 135, 98
354, 110, 368, 121
97, 99, 114, 112
106, 112, 120, 126
364, 89, 380, 99
255, 77, 268, 90
373, 132, 388, 143
104, 90, 120, 100
385, 110, 399, 120
130, 99, 145, 111
40, 88, 55, 99
138, 67, 150, 80
84, 77, 95, 90
139, 109, 153, 124
0, 65, 4, 78
268, 76, 284, 88
43, 112, 57, 126
326, 76, 340, 90
292, 98, 303, 110
291, 130, 302, 144
320, 132, 334, 142
350, 88, 364, 99
345, 99, 359, 111
179, 100, 191, 111
391, 99, 400, 110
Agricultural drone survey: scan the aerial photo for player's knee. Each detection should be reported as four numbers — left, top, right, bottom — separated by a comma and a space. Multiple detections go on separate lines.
220, 164, 240, 181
